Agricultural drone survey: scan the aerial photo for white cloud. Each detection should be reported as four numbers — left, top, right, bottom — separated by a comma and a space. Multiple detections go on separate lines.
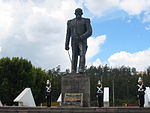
86, 35, 106, 68
1, 0, 150, 72
118, 0, 150, 23
0, 0, 107, 71
119, 0, 148, 15
88, 58, 103, 67
83, 0, 150, 16
108, 48, 150, 71
0, 1, 14, 40
0, 0, 81, 71
143, 11, 150, 22
83, 0, 119, 16
81, 0, 150, 23
87, 35, 106, 60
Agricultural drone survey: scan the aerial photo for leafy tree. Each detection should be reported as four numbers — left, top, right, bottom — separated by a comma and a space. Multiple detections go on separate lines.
0, 57, 33, 105
0, 57, 50, 106
31, 67, 50, 105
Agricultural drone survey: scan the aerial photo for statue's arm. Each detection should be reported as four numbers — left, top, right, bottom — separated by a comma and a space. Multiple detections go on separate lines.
80, 19, 92, 39
65, 21, 71, 50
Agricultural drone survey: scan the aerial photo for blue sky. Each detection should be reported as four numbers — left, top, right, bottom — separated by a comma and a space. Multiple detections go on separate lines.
82, 0, 150, 71
0, 0, 150, 71
92, 13, 150, 62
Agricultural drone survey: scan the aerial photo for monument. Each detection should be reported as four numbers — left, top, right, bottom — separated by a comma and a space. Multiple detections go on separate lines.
103, 87, 109, 107
14, 88, 36, 107
62, 8, 92, 107
65, 8, 92, 74
61, 74, 90, 107
57, 93, 62, 106
0, 100, 3, 107
144, 87, 150, 107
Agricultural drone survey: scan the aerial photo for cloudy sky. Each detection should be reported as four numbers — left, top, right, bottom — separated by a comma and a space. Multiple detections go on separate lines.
0, 0, 150, 71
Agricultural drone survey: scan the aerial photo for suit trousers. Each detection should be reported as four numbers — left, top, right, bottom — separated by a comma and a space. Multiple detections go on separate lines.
71, 42, 87, 73
139, 95, 144, 107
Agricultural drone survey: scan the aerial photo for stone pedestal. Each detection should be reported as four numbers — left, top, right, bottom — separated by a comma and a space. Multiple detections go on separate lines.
61, 74, 90, 107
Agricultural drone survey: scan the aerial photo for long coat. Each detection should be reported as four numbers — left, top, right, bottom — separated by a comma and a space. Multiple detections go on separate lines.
65, 17, 92, 51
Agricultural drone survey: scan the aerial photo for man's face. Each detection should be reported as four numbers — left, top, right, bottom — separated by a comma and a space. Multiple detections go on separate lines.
75, 9, 82, 19
98, 84, 101, 87
75, 8, 83, 19
138, 81, 142, 85
75, 13, 82, 19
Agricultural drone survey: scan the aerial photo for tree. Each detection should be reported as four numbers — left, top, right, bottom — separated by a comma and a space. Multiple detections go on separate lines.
31, 67, 50, 105
85, 65, 140, 106
0, 57, 51, 106
0, 57, 33, 105
47, 66, 62, 102
147, 66, 150, 75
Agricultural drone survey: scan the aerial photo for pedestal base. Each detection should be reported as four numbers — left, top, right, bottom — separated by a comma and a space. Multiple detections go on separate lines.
61, 74, 90, 107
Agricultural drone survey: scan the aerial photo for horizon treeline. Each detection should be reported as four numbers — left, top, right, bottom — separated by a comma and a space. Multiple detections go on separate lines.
0, 57, 150, 106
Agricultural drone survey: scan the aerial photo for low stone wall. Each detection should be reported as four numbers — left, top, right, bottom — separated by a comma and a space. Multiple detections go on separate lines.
0, 106, 150, 113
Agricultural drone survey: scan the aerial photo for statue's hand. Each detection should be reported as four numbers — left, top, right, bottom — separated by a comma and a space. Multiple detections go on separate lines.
80, 35, 85, 41
65, 46, 69, 50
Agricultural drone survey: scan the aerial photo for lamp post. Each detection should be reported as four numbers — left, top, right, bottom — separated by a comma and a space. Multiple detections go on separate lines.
112, 78, 115, 106
111, 68, 115, 106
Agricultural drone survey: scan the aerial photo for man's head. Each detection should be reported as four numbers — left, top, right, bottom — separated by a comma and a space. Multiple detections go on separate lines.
46, 80, 51, 86
138, 77, 143, 84
75, 8, 83, 19
97, 80, 102, 87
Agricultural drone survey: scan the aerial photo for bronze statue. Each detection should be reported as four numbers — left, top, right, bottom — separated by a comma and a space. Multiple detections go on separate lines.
65, 8, 92, 73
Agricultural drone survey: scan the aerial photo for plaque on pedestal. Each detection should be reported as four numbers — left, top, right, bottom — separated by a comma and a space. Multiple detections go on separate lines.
61, 74, 90, 107
64, 93, 83, 106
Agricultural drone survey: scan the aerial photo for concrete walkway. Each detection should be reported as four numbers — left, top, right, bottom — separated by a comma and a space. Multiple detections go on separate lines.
0, 106, 150, 113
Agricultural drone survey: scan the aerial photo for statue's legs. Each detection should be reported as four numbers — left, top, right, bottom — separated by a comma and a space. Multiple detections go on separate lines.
71, 45, 79, 73
78, 43, 87, 73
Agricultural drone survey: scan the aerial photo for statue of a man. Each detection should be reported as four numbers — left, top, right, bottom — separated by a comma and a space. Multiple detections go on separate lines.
65, 8, 92, 73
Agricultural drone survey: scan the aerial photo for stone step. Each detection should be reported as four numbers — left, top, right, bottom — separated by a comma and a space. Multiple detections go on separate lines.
0, 106, 150, 113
